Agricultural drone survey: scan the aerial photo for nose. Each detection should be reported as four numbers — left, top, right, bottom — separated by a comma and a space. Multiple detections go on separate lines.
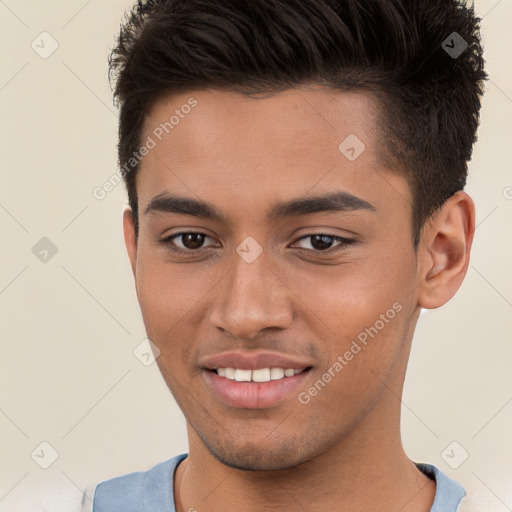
209, 248, 294, 340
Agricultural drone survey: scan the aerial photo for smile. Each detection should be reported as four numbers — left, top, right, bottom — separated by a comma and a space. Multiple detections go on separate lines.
215, 367, 306, 382
204, 367, 312, 409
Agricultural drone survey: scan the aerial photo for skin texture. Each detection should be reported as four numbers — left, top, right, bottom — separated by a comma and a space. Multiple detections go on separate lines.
123, 86, 475, 512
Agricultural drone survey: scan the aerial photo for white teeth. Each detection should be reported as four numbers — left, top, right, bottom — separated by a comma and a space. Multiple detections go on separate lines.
224, 367, 236, 380
252, 368, 271, 382
216, 367, 304, 382
234, 369, 252, 382
270, 368, 285, 380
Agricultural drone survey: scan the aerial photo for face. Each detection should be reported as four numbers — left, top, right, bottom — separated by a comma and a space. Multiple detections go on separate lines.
125, 87, 422, 471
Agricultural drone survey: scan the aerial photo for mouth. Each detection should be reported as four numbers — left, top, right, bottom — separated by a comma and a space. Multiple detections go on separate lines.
211, 366, 310, 383
200, 351, 314, 409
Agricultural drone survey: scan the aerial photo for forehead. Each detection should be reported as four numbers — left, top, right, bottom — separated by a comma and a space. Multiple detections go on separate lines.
137, 87, 409, 220
143, 86, 381, 162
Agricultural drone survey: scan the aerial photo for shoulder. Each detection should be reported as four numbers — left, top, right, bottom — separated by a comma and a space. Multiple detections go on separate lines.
415, 463, 466, 511
92, 454, 187, 512
414, 463, 500, 512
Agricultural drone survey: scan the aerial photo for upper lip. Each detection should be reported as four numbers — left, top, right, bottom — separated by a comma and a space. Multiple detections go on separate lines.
200, 350, 313, 371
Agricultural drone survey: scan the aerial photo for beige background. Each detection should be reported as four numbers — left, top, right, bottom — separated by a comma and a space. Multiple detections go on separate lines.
0, 0, 511, 510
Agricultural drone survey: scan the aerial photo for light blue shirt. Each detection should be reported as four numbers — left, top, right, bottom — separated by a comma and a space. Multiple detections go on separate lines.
92, 454, 466, 511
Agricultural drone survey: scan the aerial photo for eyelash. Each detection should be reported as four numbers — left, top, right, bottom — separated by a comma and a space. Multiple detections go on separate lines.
160, 231, 356, 256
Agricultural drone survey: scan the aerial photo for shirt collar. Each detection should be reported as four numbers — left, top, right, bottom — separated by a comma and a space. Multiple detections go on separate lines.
415, 462, 466, 511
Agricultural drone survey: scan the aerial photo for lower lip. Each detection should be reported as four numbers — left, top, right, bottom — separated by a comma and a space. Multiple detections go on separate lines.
203, 370, 310, 409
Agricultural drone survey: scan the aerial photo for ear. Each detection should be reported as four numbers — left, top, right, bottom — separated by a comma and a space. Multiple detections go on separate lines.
417, 191, 475, 309
123, 206, 137, 278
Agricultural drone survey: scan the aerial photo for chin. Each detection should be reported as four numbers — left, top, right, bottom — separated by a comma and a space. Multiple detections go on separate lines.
198, 432, 315, 471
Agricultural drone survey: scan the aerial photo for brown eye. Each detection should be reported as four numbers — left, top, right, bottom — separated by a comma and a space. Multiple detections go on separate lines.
180, 233, 207, 249
161, 232, 218, 253
309, 235, 337, 250
293, 234, 355, 252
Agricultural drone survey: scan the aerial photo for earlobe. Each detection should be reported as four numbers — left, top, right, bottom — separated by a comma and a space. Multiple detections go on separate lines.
417, 192, 475, 310
122, 206, 138, 278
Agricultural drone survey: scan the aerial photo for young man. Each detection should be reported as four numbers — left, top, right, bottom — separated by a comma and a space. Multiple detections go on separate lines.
93, 0, 486, 510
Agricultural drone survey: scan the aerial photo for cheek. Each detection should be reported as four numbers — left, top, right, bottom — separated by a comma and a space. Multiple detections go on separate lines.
135, 260, 202, 388
290, 260, 409, 332
285, 250, 414, 375
134, 250, 196, 340
293, 270, 409, 421
134, 247, 224, 354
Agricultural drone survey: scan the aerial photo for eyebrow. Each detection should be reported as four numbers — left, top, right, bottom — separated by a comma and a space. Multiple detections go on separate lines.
144, 190, 376, 222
